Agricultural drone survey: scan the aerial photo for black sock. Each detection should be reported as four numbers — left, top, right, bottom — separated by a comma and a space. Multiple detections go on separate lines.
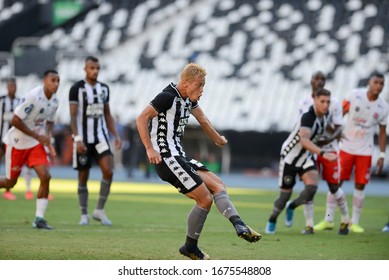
185, 236, 198, 252
289, 201, 297, 209
229, 215, 244, 226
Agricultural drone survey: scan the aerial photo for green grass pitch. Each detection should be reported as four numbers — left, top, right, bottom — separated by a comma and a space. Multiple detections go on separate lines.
0, 178, 388, 260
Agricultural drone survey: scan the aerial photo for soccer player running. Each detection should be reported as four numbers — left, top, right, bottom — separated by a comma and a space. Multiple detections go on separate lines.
299, 72, 350, 235
317, 72, 388, 233
0, 78, 36, 201
136, 63, 261, 260
69, 56, 122, 226
265, 88, 337, 235
0, 70, 60, 229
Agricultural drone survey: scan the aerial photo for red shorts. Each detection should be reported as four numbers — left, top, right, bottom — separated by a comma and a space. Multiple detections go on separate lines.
317, 151, 340, 184
5, 144, 49, 180
339, 150, 372, 185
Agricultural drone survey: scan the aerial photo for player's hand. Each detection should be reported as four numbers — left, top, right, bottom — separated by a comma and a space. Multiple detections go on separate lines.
375, 158, 384, 175
146, 147, 162, 165
323, 152, 337, 162
48, 144, 57, 157
76, 141, 88, 154
215, 136, 228, 147
37, 135, 50, 146
115, 137, 122, 150
316, 135, 332, 146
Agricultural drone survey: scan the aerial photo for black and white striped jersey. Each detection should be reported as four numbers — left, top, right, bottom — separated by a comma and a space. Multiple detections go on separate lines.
0, 95, 19, 143
69, 80, 110, 144
281, 105, 330, 167
149, 83, 198, 158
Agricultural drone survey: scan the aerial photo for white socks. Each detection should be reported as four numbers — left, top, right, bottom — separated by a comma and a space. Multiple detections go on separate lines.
35, 198, 48, 218
352, 189, 365, 225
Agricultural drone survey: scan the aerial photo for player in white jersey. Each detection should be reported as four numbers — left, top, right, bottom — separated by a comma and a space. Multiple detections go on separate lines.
0, 70, 60, 229
265, 88, 338, 235
137, 63, 261, 260
299, 72, 350, 235
0, 78, 39, 201
338, 72, 388, 233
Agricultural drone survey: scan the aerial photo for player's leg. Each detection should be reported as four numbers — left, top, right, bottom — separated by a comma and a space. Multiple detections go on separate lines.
266, 160, 295, 234
349, 155, 371, 233
287, 168, 318, 234
92, 153, 114, 226
1, 144, 26, 200
31, 163, 53, 230
155, 156, 210, 259
73, 144, 92, 225
182, 184, 212, 260
198, 170, 261, 243
78, 168, 90, 225
24, 167, 34, 200
1, 144, 17, 200
314, 153, 350, 233
27, 144, 53, 229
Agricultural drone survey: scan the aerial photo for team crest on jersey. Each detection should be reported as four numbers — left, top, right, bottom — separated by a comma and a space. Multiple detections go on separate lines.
373, 112, 379, 120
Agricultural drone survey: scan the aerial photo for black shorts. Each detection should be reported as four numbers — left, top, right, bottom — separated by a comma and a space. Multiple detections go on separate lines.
73, 142, 112, 170
155, 156, 209, 194
278, 158, 317, 190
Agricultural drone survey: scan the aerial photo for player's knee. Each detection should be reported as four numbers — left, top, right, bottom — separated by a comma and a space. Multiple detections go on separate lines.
102, 169, 113, 180
4, 179, 17, 188
40, 172, 51, 183
328, 183, 339, 194
199, 193, 213, 209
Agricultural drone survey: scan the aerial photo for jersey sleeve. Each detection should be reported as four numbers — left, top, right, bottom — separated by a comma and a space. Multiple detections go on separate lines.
101, 83, 110, 104
13, 94, 36, 120
191, 100, 199, 109
331, 99, 343, 125
150, 92, 175, 113
300, 110, 315, 129
379, 104, 389, 126
69, 84, 79, 104
48, 98, 59, 122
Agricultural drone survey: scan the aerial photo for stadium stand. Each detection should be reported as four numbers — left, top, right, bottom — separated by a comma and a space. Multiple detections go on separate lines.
1, 0, 389, 133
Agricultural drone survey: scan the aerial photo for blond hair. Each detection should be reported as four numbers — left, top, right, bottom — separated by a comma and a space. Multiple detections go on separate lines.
179, 63, 206, 83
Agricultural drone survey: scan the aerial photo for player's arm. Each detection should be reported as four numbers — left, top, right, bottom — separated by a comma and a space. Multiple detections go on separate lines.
299, 127, 337, 162
10, 114, 49, 146
45, 120, 56, 156
103, 104, 122, 150
136, 104, 161, 164
376, 124, 387, 175
69, 85, 87, 154
69, 103, 86, 154
191, 106, 227, 147
317, 124, 342, 146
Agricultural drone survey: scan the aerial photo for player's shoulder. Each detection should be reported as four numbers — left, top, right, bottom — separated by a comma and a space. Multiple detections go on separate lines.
70, 80, 85, 90
28, 86, 43, 99
301, 105, 316, 119
157, 83, 179, 99
378, 96, 389, 111
98, 81, 109, 89
330, 96, 340, 104
350, 87, 366, 97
